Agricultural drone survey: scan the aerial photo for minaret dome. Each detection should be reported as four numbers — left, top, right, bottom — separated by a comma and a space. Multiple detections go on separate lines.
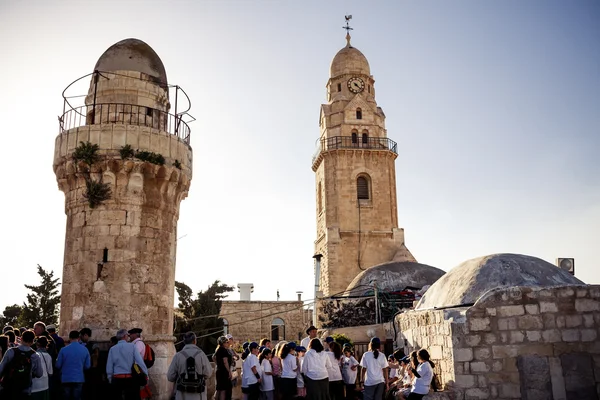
329, 43, 371, 78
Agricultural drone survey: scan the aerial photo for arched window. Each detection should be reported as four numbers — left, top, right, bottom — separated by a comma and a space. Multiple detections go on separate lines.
351, 131, 358, 145
222, 318, 229, 335
356, 108, 362, 119
357, 176, 370, 200
318, 182, 323, 213
271, 318, 285, 341
362, 132, 369, 144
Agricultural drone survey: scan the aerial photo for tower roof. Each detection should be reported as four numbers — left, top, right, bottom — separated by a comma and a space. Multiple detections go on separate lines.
94, 38, 167, 84
330, 41, 370, 78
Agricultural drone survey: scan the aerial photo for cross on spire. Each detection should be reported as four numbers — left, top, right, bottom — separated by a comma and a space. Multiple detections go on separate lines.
343, 15, 353, 46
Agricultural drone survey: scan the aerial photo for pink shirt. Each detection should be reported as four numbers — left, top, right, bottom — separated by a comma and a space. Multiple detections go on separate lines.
272, 356, 282, 376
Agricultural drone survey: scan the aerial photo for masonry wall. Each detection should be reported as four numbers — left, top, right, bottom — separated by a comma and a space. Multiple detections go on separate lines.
397, 285, 600, 400
220, 301, 312, 343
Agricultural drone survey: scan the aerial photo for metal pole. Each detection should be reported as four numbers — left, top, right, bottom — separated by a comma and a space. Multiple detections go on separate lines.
374, 280, 380, 324
313, 254, 323, 327
92, 70, 99, 124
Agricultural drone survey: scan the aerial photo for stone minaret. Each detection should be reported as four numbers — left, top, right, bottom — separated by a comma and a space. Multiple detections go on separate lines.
53, 39, 192, 399
312, 33, 416, 297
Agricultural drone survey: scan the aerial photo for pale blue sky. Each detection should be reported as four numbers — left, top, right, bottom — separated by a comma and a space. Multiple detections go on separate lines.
0, 0, 598, 311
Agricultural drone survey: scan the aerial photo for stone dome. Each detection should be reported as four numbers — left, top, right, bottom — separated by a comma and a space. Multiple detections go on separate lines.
94, 38, 167, 84
416, 253, 585, 310
345, 261, 445, 295
330, 43, 371, 78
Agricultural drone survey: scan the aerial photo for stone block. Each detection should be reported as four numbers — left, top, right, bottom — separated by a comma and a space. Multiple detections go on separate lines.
474, 347, 491, 360
576, 299, 600, 312
469, 317, 490, 331
465, 388, 489, 399
548, 357, 567, 400
517, 355, 552, 400
499, 383, 521, 398
526, 330, 541, 342
470, 361, 490, 373
510, 331, 525, 343
518, 315, 544, 330
483, 333, 496, 345
584, 314, 595, 328
498, 317, 517, 331
465, 335, 481, 346
525, 304, 539, 315
486, 308, 497, 316
542, 314, 556, 329
561, 329, 580, 342
539, 302, 558, 313
581, 329, 597, 342
455, 348, 474, 362
455, 374, 476, 388
565, 314, 583, 328
430, 345, 443, 359
498, 305, 525, 317
492, 345, 519, 359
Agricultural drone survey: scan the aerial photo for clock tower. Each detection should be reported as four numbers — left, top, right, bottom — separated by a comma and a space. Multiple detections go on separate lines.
312, 32, 416, 297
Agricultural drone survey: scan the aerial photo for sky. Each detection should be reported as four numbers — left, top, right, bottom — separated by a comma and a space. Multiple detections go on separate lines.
0, 0, 598, 312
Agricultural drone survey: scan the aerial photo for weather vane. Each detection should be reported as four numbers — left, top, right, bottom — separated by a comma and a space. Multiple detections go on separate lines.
343, 15, 353, 45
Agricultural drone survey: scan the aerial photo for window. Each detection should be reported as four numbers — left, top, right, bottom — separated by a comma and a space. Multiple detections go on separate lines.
356, 108, 362, 119
271, 318, 285, 341
223, 318, 229, 335
337, 83, 342, 92
362, 133, 369, 144
357, 176, 370, 200
146, 107, 153, 117
318, 182, 323, 213
368, 85, 371, 93
351, 131, 358, 145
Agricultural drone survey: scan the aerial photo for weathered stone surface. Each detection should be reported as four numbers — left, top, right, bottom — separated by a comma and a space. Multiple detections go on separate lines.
517, 355, 552, 400
560, 353, 597, 399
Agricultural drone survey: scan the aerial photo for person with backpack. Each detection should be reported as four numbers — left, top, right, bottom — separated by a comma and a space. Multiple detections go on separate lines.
55, 331, 91, 400
0, 330, 43, 399
167, 332, 212, 400
31, 336, 53, 400
128, 328, 154, 399
106, 329, 148, 400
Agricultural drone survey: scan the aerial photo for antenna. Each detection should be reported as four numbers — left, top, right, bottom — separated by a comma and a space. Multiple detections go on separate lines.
343, 15, 353, 46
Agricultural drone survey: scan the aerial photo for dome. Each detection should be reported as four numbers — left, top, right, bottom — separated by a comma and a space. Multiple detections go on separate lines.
330, 43, 370, 78
94, 38, 167, 84
345, 261, 445, 295
416, 253, 585, 310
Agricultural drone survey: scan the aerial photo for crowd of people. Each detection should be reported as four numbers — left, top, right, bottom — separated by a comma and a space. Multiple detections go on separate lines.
0, 322, 436, 400
213, 325, 436, 400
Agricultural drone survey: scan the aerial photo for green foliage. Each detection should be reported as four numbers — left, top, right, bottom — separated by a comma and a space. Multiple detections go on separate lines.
173, 159, 182, 170
83, 178, 112, 208
332, 333, 354, 348
72, 141, 100, 166
119, 144, 135, 159
174, 280, 234, 354
19, 265, 61, 327
0, 304, 24, 328
135, 150, 165, 165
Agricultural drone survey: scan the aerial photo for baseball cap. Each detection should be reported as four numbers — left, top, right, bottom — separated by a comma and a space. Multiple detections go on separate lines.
225, 334, 233, 340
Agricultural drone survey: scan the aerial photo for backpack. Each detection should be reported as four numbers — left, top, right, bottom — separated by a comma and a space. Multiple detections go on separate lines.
143, 344, 155, 369
0, 349, 35, 392
176, 351, 205, 393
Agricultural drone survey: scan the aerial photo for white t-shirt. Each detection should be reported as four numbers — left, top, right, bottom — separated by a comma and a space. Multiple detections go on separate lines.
31, 351, 53, 393
296, 357, 304, 388
342, 356, 359, 385
326, 352, 343, 382
411, 361, 433, 395
242, 353, 261, 386
389, 368, 397, 379
359, 351, 389, 386
281, 353, 298, 379
260, 359, 274, 391
301, 349, 331, 381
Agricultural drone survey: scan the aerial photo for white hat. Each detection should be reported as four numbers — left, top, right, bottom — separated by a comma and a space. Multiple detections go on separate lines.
225, 334, 233, 340
46, 324, 56, 331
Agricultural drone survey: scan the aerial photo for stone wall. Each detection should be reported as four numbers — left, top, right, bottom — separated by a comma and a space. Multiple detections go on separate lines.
396, 285, 600, 399
220, 301, 312, 343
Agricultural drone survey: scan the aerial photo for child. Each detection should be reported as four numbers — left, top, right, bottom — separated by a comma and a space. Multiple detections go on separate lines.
295, 346, 307, 399
260, 348, 274, 400
342, 345, 359, 400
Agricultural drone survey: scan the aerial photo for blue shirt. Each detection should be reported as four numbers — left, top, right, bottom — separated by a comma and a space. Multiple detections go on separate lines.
106, 340, 148, 382
55, 342, 91, 383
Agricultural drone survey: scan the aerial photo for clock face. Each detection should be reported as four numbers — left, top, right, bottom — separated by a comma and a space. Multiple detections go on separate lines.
347, 77, 365, 93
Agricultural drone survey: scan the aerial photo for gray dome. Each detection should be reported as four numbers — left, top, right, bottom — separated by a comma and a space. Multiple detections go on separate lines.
94, 38, 167, 84
417, 253, 585, 310
345, 261, 445, 295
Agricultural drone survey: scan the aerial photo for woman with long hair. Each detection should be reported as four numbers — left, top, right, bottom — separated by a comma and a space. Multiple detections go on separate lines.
259, 348, 274, 400
326, 342, 344, 400
301, 338, 331, 400
215, 336, 234, 400
279, 343, 298, 400
271, 341, 286, 400
359, 337, 389, 400
406, 349, 434, 400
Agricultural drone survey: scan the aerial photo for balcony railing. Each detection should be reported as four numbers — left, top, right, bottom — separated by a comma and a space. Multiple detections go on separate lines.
58, 103, 191, 144
312, 136, 398, 164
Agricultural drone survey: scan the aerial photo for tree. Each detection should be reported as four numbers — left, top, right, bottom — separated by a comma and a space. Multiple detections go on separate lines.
0, 304, 23, 328
174, 280, 234, 354
20, 265, 61, 327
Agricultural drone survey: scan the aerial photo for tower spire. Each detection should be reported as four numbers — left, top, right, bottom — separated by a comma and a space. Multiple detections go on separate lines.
343, 15, 353, 46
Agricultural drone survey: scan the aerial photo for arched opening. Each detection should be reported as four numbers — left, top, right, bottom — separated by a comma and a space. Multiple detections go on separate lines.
318, 182, 323, 213
271, 317, 285, 341
222, 318, 229, 335
351, 131, 358, 145
356, 108, 362, 120
362, 132, 369, 144
357, 175, 370, 200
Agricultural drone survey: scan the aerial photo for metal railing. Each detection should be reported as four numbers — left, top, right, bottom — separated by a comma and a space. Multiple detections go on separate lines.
312, 135, 398, 164
58, 103, 191, 144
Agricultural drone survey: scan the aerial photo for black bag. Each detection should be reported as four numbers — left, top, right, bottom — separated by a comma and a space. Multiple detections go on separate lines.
176, 351, 205, 393
0, 349, 35, 392
131, 347, 148, 386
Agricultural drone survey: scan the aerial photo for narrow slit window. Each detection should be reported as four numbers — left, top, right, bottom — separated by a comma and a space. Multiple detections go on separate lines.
362, 133, 368, 144
356, 108, 362, 119
357, 176, 370, 200
351, 132, 358, 144
337, 83, 342, 92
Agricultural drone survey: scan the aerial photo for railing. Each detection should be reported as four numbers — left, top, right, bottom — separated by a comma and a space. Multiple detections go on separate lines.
312, 136, 397, 164
58, 103, 191, 144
